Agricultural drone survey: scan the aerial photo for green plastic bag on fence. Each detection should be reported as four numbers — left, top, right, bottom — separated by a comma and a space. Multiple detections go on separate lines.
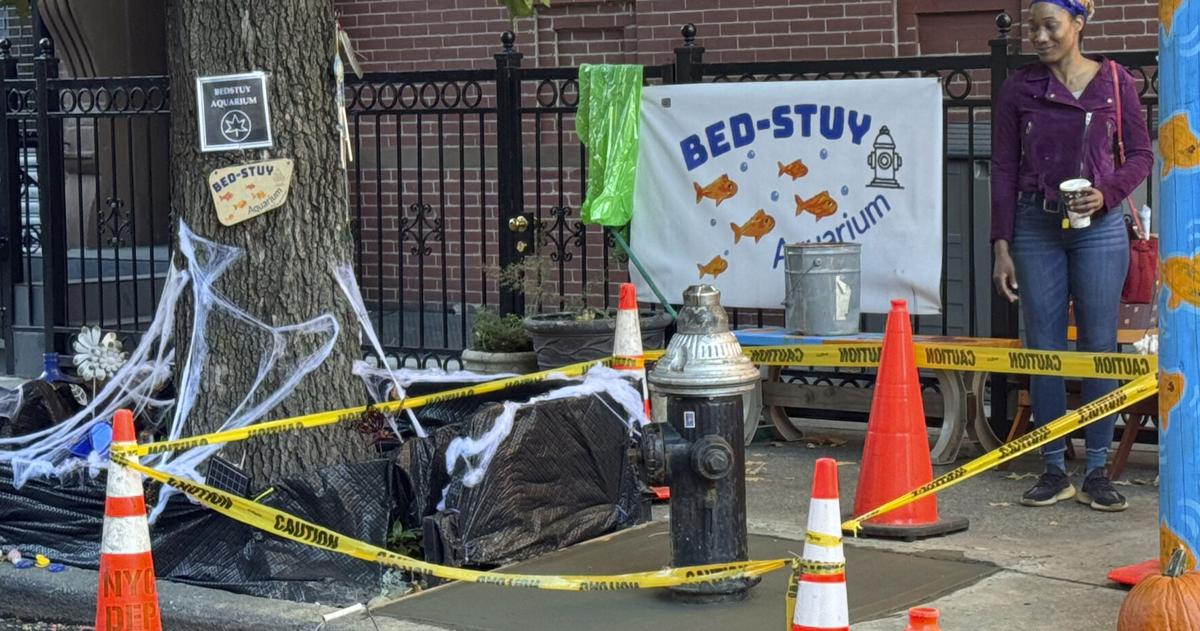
577, 64, 643, 227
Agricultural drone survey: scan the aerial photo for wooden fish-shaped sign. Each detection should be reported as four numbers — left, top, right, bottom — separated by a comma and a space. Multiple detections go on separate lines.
777, 159, 809, 180
730, 209, 776, 244
208, 158, 295, 226
693, 174, 738, 206
794, 191, 838, 220
697, 255, 728, 279
1161, 113, 1200, 178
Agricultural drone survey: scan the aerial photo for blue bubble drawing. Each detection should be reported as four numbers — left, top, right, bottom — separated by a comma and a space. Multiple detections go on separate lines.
820, 149, 829, 160
747, 150, 756, 160
710, 218, 717, 227
724, 250, 730, 257
740, 162, 749, 172
770, 191, 780, 202
841, 186, 850, 196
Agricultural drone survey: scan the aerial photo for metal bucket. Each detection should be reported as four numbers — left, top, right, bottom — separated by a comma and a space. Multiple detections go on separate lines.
783, 242, 861, 335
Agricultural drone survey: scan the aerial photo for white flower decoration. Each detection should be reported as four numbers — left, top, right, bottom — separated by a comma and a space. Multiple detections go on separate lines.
72, 325, 128, 382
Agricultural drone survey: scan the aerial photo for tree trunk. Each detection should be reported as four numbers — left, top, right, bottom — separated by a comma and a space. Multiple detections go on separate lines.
166, 0, 371, 484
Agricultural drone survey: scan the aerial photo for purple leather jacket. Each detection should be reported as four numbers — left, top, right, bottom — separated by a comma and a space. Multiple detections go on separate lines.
990, 55, 1154, 243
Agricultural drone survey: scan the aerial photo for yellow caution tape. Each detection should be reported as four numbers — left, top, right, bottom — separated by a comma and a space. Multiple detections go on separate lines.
804, 530, 841, 548
121, 358, 612, 458
841, 373, 1158, 534
649, 343, 1155, 380
114, 455, 790, 591
784, 559, 800, 631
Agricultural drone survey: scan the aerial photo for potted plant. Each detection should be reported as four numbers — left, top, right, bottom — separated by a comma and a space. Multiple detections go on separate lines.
491, 232, 673, 371
460, 308, 539, 375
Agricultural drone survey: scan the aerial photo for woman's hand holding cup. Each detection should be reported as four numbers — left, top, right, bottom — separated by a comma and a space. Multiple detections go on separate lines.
1060, 178, 1104, 228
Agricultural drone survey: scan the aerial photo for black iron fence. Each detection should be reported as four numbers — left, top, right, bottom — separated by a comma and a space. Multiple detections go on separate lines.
344, 16, 1159, 373
2, 15, 1159, 398
1, 38, 171, 375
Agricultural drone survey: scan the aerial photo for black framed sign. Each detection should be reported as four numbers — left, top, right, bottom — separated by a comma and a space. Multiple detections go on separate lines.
195, 71, 274, 152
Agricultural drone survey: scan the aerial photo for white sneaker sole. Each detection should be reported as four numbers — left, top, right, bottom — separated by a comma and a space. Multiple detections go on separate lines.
1020, 483, 1077, 507
1077, 491, 1128, 512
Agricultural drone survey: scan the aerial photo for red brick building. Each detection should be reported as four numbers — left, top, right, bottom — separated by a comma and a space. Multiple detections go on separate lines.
334, 0, 1159, 72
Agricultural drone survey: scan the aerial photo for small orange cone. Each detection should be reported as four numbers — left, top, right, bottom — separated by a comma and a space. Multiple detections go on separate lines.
613, 283, 670, 501
851, 299, 968, 540
95, 409, 162, 631
792, 458, 848, 631
613, 283, 652, 419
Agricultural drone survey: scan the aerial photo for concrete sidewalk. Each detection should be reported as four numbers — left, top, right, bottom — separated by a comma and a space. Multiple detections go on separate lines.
0, 421, 1158, 630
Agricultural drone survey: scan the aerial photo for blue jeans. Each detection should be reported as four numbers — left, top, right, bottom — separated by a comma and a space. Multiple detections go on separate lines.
1010, 196, 1129, 472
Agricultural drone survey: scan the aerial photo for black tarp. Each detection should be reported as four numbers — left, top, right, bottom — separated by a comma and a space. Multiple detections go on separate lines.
0, 459, 392, 604
416, 391, 644, 569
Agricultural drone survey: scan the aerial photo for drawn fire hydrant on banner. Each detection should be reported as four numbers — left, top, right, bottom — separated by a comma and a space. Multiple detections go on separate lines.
867, 125, 904, 189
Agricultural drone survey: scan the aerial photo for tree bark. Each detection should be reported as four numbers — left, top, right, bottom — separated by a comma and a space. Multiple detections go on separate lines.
166, 0, 371, 484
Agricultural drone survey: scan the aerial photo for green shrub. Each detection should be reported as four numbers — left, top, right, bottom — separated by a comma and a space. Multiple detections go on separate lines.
471, 309, 533, 353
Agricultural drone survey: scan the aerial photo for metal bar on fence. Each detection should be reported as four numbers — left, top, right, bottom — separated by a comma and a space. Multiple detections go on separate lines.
0, 39, 17, 374
33, 38, 65, 356
988, 14, 1017, 440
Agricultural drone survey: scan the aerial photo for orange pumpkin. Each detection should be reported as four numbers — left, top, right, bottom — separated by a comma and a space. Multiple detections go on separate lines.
1118, 547, 1200, 630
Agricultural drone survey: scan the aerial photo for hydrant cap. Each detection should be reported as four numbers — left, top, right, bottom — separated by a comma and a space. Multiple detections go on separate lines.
873, 125, 896, 149
648, 284, 760, 397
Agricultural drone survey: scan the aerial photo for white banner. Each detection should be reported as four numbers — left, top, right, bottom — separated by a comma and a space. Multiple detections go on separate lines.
630, 78, 943, 314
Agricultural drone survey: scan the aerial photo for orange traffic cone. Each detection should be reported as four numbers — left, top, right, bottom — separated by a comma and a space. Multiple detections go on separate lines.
613, 283, 670, 501
851, 299, 968, 540
792, 458, 849, 631
613, 282, 652, 420
96, 409, 162, 631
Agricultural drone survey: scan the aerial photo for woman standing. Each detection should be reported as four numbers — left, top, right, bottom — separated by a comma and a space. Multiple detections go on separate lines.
990, 0, 1153, 511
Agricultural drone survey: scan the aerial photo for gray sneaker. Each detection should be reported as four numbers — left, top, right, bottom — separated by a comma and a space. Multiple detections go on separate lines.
1020, 466, 1076, 507
1077, 469, 1128, 512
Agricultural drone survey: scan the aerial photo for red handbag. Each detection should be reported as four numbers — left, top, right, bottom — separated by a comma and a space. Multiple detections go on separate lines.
1111, 61, 1158, 304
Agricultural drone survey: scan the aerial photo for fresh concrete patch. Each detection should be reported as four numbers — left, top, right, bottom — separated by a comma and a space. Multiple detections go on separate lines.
0, 563, 443, 631
379, 521, 998, 630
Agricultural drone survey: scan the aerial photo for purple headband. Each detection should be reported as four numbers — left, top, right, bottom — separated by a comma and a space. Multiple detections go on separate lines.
1031, 0, 1089, 21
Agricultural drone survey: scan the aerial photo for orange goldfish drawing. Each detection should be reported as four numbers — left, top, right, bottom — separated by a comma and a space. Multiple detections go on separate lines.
794, 191, 838, 220
1161, 0, 1183, 35
254, 191, 267, 200
246, 183, 257, 190
234, 200, 248, 209
777, 159, 809, 180
697, 255, 728, 279
1160, 372, 1185, 431
730, 209, 776, 244
220, 192, 234, 202
1164, 255, 1200, 310
1161, 521, 1198, 571
1160, 113, 1200, 177
693, 174, 738, 206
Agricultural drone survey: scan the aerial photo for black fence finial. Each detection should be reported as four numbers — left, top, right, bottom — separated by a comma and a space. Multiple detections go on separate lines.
681, 23, 697, 47
36, 37, 53, 58
0, 39, 11, 60
501, 31, 516, 52
996, 13, 1013, 39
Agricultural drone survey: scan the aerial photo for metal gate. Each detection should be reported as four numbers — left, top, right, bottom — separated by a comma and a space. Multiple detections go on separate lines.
1, 38, 172, 375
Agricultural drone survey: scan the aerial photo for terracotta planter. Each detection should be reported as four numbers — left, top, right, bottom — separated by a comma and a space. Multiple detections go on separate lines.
523, 310, 674, 371
460, 348, 539, 375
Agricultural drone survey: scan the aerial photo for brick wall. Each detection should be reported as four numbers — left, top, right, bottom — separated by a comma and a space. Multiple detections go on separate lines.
335, 0, 1159, 71
0, 7, 35, 75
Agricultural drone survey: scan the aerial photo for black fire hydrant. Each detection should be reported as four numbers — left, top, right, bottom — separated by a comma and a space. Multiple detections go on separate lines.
641, 285, 761, 603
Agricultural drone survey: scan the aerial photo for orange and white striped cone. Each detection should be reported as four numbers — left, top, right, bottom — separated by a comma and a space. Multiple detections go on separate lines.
95, 409, 162, 631
612, 282, 651, 418
792, 457, 849, 631
613, 283, 669, 500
